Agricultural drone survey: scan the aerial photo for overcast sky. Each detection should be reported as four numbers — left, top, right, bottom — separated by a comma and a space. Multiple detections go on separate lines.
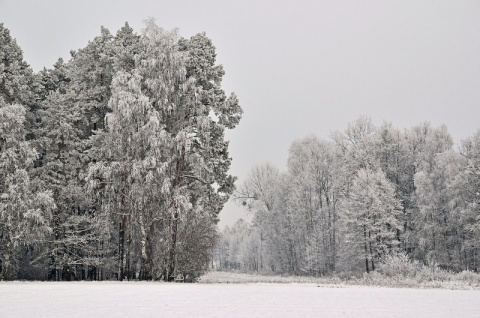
2, 0, 480, 228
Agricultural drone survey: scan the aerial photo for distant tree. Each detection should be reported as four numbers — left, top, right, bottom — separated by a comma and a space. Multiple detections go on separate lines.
459, 130, 480, 271
213, 226, 231, 270
405, 123, 453, 262
406, 123, 453, 174
372, 123, 415, 254
414, 150, 465, 270
235, 163, 280, 214
235, 164, 303, 274
340, 168, 402, 273
222, 219, 254, 270
287, 136, 339, 274
235, 164, 281, 271
330, 116, 379, 174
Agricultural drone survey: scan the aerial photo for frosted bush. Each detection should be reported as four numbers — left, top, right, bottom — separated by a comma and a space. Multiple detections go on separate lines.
455, 270, 480, 284
377, 253, 421, 278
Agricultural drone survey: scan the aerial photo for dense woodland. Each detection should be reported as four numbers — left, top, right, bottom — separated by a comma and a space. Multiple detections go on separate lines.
215, 118, 480, 277
0, 20, 242, 281
1, 19, 480, 283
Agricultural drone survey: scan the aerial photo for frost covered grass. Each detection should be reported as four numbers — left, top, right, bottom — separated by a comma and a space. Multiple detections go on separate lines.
199, 267, 480, 290
371, 253, 480, 289
198, 271, 345, 285
199, 254, 480, 290
1, 281, 480, 317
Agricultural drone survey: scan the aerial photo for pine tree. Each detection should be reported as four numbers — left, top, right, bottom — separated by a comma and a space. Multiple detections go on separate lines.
0, 23, 43, 143
0, 23, 36, 106
111, 22, 140, 73
34, 26, 118, 280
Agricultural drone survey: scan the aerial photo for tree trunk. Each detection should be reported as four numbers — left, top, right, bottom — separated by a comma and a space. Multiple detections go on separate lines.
166, 151, 185, 281
1, 250, 10, 280
368, 231, 375, 271
125, 211, 132, 280
363, 225, 369, 273
167, 214, 178, 281
118, 219, 125, 281
118, 191, 127, 281
53, 211, 60, 281
139, 213, 150, 280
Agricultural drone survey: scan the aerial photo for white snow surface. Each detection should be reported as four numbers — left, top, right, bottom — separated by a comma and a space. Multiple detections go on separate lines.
1, 282, 479, 317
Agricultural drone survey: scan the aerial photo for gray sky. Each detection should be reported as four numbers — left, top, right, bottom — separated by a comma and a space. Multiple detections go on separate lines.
2, 0, 480, 228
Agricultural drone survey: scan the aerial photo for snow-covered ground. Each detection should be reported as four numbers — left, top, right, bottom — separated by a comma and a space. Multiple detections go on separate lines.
1, 282, 479, 317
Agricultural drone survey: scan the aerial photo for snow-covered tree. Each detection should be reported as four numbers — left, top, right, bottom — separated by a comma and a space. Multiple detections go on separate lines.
331, 116, 379, 175
37, 87, 113, 280
458, 130, 480, 271
340, 168, 402, 273
404, 123, 453, 263
111, 22, 140, 74
287, 136, 339, 274
38, 58, 71, 97
414, 150, 465, 270
68, 26, 114, 134
371, 123, 416, 254
0, 99, 55, 280
0, 23, 36, 106
236, 163, 280, 214
87, 19, 242, 280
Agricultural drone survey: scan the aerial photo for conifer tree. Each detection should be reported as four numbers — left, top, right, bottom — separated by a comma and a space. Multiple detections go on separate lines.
0, 23, 36, 106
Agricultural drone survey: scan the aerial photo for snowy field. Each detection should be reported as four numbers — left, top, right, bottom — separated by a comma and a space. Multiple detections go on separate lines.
1, 282, 479, 317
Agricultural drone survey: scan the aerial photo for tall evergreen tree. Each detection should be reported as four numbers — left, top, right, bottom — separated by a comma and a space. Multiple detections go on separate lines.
0, 23, 36, 106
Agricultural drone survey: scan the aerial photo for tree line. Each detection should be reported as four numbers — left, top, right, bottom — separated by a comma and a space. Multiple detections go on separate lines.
215, 117, 480, 276
0, 20, 242, 281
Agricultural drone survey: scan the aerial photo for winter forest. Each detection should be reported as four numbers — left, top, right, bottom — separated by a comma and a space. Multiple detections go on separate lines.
0, 20, 241, 281
216, 120, 480, 277
2, 18, 480, 284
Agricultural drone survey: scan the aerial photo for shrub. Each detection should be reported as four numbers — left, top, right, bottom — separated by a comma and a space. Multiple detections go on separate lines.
377, 253, 420, 278
455, 270, 480, 284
